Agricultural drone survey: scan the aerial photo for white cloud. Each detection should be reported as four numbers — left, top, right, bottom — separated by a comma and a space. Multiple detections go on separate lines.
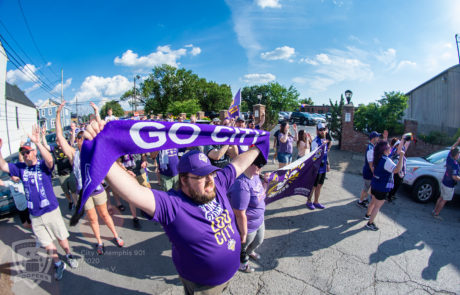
114, 45, 188, 69
190, 47, 202, 56
261, 46, 295, 61
46, 62, 52, 67
25, 83, 40, 95
376, 48, 397, 68
52, 78, 72, 93
316, 53, 332, 65
299, 57, 318, 66
243, 73, 276, 84
6, 64, 38, 84
73, 75, 132, 103
256, 0, 281, 8
396, 60, 416, 71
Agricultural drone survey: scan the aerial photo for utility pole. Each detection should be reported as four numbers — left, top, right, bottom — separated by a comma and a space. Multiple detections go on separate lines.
133, 76, 136, 112
61, 69, 64, 103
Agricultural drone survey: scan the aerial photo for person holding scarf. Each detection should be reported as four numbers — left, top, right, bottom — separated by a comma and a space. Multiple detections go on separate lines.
228, 154, 267, 273
387, 136, 411, 202
364, 140, 405, 231
56, 102, 124, 255
277, 121, 298, 168
0, 126, 79, 280
82, 119, 265, 295
432, 137, 460, 219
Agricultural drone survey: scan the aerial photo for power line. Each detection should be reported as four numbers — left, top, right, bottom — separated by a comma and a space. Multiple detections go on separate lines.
16, 0, 60, 80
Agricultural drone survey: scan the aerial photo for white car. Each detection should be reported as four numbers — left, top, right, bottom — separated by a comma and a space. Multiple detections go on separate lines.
403, 149, 460, 202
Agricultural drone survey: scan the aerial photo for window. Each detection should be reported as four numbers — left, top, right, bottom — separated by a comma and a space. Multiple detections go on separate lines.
48, 108, 52, 116
50, 119, 55, 128
41, 109, 45, 117
16, 107, 19, 129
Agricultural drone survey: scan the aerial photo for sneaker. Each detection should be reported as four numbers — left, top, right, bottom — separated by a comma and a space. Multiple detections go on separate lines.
66, 254, 79, 268
306, 202, 315, 210
68, 202, 74, 211
133, 217, 141, 230
432, 211, 443, 220
114, 237, 124, 247
363, 214, 370, 220
54, 262, 66, 280
96, 244, 104, 255
313, 203, 325, 209
249, 252, 261, 260
239, 262, 254, 273
356, 200, 368, 209
365, 222, 379, 231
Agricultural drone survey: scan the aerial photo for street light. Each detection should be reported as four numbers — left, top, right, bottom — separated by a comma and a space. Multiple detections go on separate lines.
344, 90, 353, 104
257, 94, 262, 104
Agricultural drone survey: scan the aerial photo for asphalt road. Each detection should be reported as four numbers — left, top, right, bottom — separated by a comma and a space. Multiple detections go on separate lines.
0, 130, 459, 294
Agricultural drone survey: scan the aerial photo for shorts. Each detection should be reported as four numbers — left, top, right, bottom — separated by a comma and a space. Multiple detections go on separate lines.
314, 172, 326, 186
180, 276, 230, 295
440, 183, 454, 201
371, 188, 389, 201
31, 207, 69, 248
277, 152, 292, 164
58, 173, 77, 196
18, 208, 31, 224
160, 174, 179, 191
84, 190, 108, 211
363, 179, 371, 191
136, 173, 151, 189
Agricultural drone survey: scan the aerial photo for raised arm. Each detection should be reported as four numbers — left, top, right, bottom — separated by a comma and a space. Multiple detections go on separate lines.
0, 139, 9, 173
56, 102, 76, 164
29, 125, 54, 170
451, 137, 460, 150
207, 145, 230, 161
84, 120, 156, 216
393, 139, 405, 174
40, 125, 51, 152
231, 147, 260, 178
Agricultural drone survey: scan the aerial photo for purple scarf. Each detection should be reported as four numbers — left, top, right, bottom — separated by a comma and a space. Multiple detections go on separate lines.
265, 144, 326, 204
79, 120, 270, 212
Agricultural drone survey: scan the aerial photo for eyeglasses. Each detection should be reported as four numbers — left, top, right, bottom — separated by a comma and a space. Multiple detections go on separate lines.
186, 172, 216, 181
21, 150, 32, 156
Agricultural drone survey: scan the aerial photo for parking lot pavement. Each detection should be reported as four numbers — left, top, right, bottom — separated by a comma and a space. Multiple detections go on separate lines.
1, 168, 459, 294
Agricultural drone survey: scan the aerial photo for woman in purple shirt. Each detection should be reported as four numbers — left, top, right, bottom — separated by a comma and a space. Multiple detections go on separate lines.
277, 122, 298, 168
228, 154, 267, 273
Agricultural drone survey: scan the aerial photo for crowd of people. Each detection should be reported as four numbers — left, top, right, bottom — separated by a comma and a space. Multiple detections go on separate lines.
0, 102, 458, 294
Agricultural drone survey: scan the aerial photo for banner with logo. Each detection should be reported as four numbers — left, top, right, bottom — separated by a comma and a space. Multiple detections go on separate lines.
78, 120, 270, 213
265, 144, 326, 204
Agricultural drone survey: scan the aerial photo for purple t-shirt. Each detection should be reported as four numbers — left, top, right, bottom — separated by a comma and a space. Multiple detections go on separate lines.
149, 164, 240, 286
277, 133, 294, 154
8, 160, 59, 217
228, 174, 265, 233
156, 149, 179, 177
442, 156, 459, 188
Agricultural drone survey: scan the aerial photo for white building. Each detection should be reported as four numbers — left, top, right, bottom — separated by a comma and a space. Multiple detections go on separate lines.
0, 42, 38, 157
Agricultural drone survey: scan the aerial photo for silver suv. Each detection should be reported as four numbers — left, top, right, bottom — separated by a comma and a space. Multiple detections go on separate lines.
403, 149, 459, 203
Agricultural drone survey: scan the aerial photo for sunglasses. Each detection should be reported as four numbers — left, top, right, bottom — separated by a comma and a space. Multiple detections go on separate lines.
21, 150, 32, 156
77, 135, 84, 139
318, 128, 326, 131
186, 172, 216, 181
254, 162, 265, 168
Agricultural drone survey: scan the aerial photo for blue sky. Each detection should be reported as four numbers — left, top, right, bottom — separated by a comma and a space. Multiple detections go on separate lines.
1, 0, 459, 114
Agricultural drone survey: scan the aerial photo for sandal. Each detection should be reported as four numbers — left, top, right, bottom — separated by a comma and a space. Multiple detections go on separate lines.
96, 244, 104, 255
114, 237, 124, 247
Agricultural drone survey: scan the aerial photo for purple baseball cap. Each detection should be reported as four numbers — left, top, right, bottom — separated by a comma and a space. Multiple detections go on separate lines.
178, 150, 221, 176
369, 131, 381, 139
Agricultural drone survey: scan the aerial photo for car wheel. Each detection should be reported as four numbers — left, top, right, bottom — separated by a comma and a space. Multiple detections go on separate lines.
411, 178, 438, 203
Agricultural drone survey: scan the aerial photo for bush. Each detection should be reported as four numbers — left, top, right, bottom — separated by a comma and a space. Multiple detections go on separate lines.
418, 131, 452, 146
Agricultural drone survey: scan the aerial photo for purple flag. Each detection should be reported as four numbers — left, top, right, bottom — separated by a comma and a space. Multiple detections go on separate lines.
79, 120, 270, 213
265, 144, 326, 204
227, 89, 241, 119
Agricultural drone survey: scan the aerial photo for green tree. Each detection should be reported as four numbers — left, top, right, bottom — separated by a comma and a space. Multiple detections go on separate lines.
167, 99, 202, 116
100, 100, 124, 118
139, 65, 232, 115
300, 97, 314, 105
242, 82, 300, 130
354, 91, 408, 135
329, 95, 345, 146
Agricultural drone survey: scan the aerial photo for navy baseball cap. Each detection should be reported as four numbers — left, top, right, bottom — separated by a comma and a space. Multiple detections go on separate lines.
369, 131, 381, 139
178, 150, 221, 176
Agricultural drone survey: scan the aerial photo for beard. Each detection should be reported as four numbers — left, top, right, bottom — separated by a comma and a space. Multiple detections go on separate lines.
188, 179, 216, 204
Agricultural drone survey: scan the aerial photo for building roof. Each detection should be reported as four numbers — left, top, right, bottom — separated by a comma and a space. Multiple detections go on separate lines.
38, 98, 61, 108
406, 64, 460, 95
5, 83, 36, 108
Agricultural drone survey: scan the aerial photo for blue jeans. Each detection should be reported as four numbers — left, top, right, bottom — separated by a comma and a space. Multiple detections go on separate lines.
277, 152, 292, 163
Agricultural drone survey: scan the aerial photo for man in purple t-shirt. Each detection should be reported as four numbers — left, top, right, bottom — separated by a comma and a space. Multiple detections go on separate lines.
83, 122, 263, 294
0, 127, 79, 281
